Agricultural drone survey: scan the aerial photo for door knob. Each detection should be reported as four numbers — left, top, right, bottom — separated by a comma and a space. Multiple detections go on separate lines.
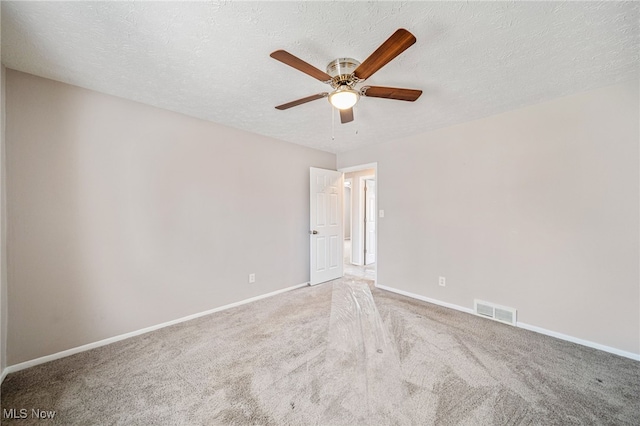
310, 230, 318, 235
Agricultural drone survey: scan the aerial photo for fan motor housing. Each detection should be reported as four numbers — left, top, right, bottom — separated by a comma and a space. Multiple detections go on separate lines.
326, 58, 360, 88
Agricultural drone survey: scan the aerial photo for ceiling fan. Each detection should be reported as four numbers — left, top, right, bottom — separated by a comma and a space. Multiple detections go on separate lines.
270, 28, 422, 124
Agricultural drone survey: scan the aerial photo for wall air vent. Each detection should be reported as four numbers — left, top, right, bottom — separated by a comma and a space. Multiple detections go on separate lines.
474, 300, 517, 326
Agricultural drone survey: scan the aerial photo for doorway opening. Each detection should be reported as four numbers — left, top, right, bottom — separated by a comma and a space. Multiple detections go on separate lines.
339, 163, 377, 282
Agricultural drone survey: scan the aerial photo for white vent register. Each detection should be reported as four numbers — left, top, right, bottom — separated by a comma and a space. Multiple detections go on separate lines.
474, 300, 517, 326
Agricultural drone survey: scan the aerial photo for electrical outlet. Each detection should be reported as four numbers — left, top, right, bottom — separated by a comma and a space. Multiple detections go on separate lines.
439, 276, 446, 287
249, 273, 256, 283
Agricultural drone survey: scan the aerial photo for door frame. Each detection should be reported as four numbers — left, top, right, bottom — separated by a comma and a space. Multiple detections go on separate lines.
358, 174, 375, 265
343, 178, 353, 264
338, 162, 378, 285
363, 177, 376, 265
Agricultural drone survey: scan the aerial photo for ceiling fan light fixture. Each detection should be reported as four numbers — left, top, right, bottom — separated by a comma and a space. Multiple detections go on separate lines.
328, 86, 359, 110
271, 29, 420, 123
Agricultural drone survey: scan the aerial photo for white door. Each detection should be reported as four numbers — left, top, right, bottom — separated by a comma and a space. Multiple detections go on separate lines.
364, 179, 376, 265
310, 167, 343, 285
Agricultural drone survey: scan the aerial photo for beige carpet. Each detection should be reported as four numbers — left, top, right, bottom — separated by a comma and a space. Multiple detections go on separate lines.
2, 276, 639, 425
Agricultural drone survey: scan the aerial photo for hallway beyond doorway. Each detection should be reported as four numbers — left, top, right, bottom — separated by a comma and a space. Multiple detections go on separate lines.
343, 239, 375, 280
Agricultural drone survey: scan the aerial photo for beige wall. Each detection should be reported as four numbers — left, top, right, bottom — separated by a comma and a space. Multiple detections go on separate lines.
5, 70, 335, 365
338, 81, 640, 355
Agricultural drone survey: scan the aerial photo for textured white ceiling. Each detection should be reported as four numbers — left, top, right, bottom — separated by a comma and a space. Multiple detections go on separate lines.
2, 1, 638, 154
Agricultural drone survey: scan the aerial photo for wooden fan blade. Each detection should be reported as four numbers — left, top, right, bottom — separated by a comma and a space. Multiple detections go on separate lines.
353, 29, 416, 81
340, 108, 354, 124
270, 50, 332, 82
362, 86, 422, 101
275, 93, 328, 110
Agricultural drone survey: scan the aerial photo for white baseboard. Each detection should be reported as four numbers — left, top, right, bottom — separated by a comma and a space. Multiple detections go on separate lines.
376, 284, 474, 314
2, 282, 309, 380
375, 283, 640, 362
516, 322, 640, 361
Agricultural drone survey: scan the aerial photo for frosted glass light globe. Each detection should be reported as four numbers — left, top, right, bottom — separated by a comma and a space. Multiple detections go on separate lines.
328, 87, 359, 110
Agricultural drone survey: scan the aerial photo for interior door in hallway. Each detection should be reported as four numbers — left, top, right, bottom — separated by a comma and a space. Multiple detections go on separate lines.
364, 179, 376, 265
310, 167, 343, 285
